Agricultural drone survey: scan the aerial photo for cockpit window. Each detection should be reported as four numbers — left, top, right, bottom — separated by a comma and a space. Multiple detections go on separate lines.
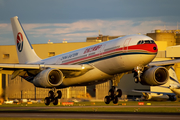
137, 40, 155, 45
137, 41, 142, 45
150, 40, 155, 44
145, 40, 150, 43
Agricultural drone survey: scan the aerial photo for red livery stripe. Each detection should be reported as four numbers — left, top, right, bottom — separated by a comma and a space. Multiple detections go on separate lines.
62, 43, 157, 65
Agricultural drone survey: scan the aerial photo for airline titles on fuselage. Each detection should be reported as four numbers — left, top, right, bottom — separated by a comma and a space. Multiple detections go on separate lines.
83, 45, 102, 54
61, 53, 78, 60
60, 44, 103, 64
61, 45, 103, 61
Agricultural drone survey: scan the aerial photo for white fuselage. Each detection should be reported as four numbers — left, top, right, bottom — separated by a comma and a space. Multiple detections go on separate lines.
34, 35, 158, 87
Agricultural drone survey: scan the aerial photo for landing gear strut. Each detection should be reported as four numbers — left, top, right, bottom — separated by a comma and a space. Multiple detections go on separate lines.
44, 88, 62, 105
104, 73, 125, 104
133, 66, 144, 83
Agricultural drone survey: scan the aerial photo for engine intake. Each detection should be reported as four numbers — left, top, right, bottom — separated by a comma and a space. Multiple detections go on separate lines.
33, 68, 63, 88
140, 66, 169, 86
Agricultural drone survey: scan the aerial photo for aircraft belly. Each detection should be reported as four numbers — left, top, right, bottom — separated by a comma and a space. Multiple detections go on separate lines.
128, 54, 156, 66
61, 67, 113, 86
92, 56, 127, 74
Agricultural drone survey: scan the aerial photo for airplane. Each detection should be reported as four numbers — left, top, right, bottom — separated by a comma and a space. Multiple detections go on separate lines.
132, 67, 180, 101
1, 16, 180, 105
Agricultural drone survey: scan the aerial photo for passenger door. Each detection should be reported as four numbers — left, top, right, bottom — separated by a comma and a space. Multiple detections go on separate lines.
123, 38, 131, 53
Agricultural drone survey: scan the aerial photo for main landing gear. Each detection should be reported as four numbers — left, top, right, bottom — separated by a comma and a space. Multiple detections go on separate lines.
104, 73, 125, 104
44, 88, 62, 106
104, 86, 122, 104
133, 66, 144, 83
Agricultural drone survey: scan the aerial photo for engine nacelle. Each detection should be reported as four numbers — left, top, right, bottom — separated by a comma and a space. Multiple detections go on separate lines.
33, 68, 63, 88
143, 93, 170, 101
143, 93, 152, 100
140, 66, 169, 86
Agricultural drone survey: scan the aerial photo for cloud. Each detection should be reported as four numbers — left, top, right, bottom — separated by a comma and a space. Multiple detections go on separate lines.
0, 23, 11, 34
0, 19, 178, 45
22, 19, 137, 37
0, 23, 8, 28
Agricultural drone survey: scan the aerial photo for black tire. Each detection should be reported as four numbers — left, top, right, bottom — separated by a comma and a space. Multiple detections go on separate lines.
113, 96, 118, 104
108, 89, 114, 97
134, 77, 139, 83
104, 96, 111, 104
133, 71, 138, 77
49, 90, 54, 99
57, 90, 62, 99
116, 89, 122, 97
53, 97, 58, 105
112, 86, 115, 91
44, 97, 50, 106
169, 95, 177, 101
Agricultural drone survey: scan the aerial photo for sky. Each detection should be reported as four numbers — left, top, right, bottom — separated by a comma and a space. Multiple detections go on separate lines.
0, 0, 180, 45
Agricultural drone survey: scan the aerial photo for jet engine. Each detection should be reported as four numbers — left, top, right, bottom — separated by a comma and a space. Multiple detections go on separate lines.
33, 68, 63, 88
143, 93, 152, 100
140, 66, 169, 86
143, 93, 170, 101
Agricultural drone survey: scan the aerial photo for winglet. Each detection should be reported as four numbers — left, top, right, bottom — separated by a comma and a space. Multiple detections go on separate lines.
11, 16, 41, 63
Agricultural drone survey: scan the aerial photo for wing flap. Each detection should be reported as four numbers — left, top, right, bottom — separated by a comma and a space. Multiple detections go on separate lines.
43, 64, 93, 70
0, 64, 39, 69
0, 63, 94, 78
0, 64, 93, 70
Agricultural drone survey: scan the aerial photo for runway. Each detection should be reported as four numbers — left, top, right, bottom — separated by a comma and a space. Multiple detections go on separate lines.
0, 106, 180, 119
0, 112, 180, 120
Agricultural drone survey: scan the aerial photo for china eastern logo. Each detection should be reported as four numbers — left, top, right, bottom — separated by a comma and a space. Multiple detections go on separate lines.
17, 32, 23, 52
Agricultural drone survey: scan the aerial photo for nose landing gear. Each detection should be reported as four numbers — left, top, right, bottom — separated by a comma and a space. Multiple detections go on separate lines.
44, 88, 62, 105
133, 66, 144, 83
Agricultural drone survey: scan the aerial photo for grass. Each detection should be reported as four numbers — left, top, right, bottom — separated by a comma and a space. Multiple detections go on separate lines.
1, 101, 180, 107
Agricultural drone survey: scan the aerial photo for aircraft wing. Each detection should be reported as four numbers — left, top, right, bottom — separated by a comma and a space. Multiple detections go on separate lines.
132, 89, 175, 96
0, 63, 94, 79
149, 59, 180, 66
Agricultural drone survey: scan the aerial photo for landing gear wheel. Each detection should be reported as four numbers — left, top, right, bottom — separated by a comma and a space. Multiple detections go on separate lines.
104, 96, 111, 104
113, 96, 118, 104
134, 77, 139, 83
57, 90, 62, 99
169, 95, 177, 101
116, 89, 122, 97
49, 90, 54, 99
45, 97, 50, 106
44, 89, 62, 106
53, 97, 58, 105
108, 88, 115, 97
